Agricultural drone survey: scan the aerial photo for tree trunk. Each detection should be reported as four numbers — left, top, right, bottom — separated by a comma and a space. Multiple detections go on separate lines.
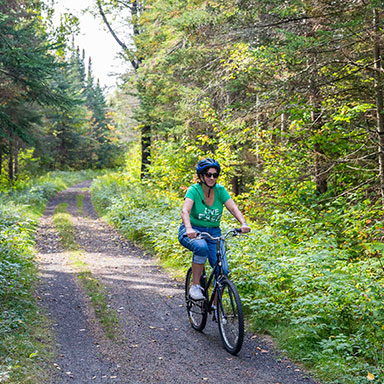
373, 9, 384, 208
255, 93, 262, 167
281, 112, 288, 145
14, 143, 19, 178
309, 58, 328, 194
98, 0, 149, 175
8, 139, 14, 180
305, 10, 329, 195
140, 124, 151, 178
231, 175, 242, 196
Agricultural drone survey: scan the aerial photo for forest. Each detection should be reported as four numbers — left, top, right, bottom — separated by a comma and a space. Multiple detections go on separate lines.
0, 0, 122, 181
1, 0, 384, 383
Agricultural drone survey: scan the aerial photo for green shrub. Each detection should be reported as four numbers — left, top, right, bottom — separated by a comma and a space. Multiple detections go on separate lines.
228, 226, 384, 381
0, 203, 40, 381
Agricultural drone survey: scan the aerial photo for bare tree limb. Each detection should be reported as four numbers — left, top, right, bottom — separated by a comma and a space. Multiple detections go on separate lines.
96, 0, 140, 71
318, 176, 377, 202
116, 0, 133, 11
96, 0, 127, 50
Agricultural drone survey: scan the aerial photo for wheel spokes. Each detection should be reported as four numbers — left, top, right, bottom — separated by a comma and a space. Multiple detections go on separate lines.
185, 267, 207, 331
219, 283, 241, 351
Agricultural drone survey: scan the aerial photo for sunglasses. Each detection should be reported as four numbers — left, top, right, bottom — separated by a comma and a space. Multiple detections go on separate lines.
205, 172, 219, 179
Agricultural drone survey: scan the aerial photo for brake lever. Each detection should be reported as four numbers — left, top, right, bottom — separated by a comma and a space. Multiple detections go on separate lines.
233, 229, 249, 238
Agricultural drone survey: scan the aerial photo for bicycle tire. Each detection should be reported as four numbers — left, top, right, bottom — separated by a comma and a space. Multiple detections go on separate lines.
185, 267, 208, 331
217, 278, 244, 354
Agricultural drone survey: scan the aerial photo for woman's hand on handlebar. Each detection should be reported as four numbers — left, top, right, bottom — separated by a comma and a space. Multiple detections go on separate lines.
240, 223, 251, 234
185, 228, 197, 239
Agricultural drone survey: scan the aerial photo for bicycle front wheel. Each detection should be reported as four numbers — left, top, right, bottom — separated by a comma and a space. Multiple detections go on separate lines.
217, 278, 244, 354
185, 267, 208, 331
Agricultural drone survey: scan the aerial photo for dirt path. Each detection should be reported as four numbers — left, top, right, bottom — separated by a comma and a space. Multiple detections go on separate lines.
36, 181, 320, 384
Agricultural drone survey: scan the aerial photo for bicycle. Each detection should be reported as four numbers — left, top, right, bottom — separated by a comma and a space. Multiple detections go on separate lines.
184, 228, 245, 355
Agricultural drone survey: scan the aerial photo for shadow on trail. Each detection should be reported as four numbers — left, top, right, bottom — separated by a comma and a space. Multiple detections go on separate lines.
37, 266, 120, 383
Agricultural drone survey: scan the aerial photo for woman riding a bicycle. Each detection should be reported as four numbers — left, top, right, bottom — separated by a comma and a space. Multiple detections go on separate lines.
178, 158, 250, 301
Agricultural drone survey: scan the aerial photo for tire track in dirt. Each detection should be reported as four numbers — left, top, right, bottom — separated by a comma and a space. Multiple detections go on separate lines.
36, 182, 120, 383
36, 181, 320, 384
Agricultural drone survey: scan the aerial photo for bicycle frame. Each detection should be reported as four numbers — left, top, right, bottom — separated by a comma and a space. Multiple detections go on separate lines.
193, 229, 241, 311
204, 245, 223, 309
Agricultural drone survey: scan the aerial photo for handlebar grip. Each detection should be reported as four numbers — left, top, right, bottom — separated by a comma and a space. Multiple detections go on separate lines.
183, 233, 198, 238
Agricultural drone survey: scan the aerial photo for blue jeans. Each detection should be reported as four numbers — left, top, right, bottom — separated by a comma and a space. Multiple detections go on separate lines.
178, 224, 229, 276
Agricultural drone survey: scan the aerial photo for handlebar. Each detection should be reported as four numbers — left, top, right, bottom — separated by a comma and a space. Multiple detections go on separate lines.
183, 228, 243, 241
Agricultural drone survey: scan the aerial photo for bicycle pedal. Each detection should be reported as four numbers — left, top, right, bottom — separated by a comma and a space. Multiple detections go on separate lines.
189, 295, 205, 302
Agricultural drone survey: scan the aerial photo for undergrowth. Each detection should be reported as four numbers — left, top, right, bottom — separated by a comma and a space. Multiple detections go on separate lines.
91, 171, 384, 384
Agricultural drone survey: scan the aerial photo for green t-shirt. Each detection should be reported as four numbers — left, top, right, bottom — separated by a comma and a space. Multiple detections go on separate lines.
185, 183, 231, 227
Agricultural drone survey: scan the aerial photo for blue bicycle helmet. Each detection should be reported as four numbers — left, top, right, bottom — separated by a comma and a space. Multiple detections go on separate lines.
196, 158, 221, 176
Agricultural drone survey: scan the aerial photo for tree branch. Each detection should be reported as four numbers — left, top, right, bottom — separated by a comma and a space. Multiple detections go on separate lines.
318, 176, 377, 202
96, 0, 127, 50
96, 0, 140, 71
116, 0, 133, 11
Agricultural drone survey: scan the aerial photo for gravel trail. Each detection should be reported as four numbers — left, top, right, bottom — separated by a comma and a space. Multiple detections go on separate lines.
36, 181, 320, 384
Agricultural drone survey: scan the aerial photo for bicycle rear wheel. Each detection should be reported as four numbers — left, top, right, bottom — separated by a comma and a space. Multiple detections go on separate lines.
217, 278, 244, 354
185, 267, 208, 331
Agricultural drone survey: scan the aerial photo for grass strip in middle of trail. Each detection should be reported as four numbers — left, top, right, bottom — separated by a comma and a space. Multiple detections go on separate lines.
52, 202, 119, 340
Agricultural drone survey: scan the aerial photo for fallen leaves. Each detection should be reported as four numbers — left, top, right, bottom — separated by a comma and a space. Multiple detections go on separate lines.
256, 346, 269, 353
367, 372, 375, 381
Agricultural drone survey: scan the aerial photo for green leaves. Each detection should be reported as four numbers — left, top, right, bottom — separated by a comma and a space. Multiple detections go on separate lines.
227, 220, 384, 382
0, 203, 37, 379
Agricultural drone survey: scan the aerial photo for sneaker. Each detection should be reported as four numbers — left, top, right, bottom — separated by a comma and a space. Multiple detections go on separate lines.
189, 284, 205, 300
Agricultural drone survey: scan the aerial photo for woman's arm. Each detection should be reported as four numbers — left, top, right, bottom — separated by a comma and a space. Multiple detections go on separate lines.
181, 197, 197, 238
224, 198, 251, 233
